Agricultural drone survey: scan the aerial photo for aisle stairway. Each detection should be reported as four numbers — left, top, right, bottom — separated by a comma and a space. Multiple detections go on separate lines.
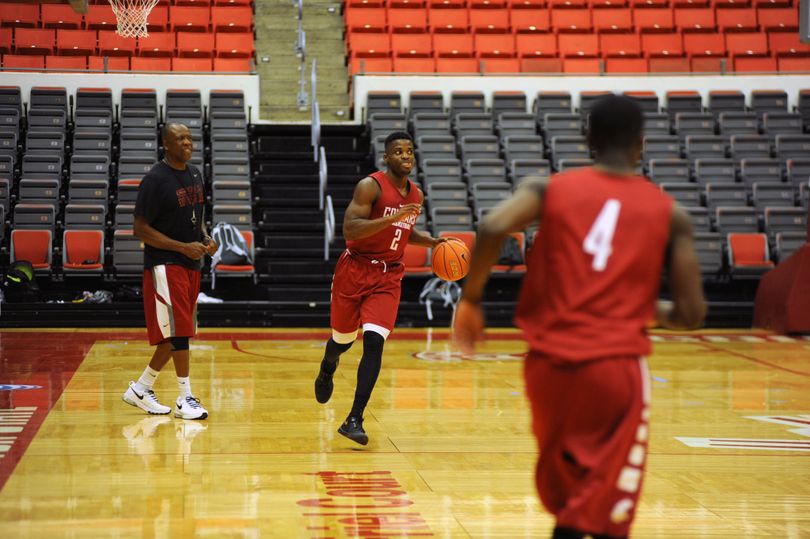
256, 0, 350, 121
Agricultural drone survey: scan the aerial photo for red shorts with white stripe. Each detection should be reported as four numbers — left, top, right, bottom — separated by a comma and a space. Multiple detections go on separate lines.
330, 250, 404, 336
524, 354, 651, 537
143, 264, 201, 346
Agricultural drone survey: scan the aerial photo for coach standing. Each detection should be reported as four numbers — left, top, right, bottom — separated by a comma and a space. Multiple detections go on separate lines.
122, 123, 216, 420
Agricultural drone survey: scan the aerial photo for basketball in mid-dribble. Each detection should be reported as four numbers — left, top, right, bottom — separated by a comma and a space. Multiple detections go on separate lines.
431, 239, 470, 281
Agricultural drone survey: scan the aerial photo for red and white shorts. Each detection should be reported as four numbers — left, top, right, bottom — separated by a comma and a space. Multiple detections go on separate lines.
143, 264, 201, 346
524, 353, 651, 538
330, 250, 404, 341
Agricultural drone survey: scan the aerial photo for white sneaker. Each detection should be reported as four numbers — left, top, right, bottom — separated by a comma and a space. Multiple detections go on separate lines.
122, 381, 171, 415
175, 395, 209, 420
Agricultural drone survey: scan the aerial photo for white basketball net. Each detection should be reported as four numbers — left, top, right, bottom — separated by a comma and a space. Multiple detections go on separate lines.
109, 0, 160, 38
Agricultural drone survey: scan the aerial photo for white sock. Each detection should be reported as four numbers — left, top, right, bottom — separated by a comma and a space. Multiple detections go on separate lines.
135, 366, 159, 392
177, 376, 192, 398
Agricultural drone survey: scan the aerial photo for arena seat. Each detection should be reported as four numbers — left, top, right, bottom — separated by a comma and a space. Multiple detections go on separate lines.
213, 230, 255, 280
403, 244, 433, 276
62, 230, 104, 273
727, 233, 775, 275
10, 229, 52, 272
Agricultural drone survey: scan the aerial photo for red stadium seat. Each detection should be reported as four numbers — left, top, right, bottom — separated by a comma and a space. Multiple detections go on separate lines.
550, 0, 587, 7
148, 5, 170, 32
170, 6, 210, 32
727, 233, 774, 270
433, 34, 475, 56
56, 30, 98, 56
213, 57, 251, 71
45, 55, 88, 70
674, 0, 709, 6
753, 0, 791, 6
429, 0, 465, 7
606, 57, 649, 71
471, 0, 508, 7
393, 56, 437, 71
684, 32, 726, 56
428, 8, 469, 33
389, 0, 427, 7
0, 28, 11, 55
440, 231, 476, 253
469, 8, 510, 33
402, 244, 433, 275
769, 32, 810, 56
349, 57, 392, 73
563, 58, 601, 71
14, 29, 56, 55
520, 57, 563, 70
99, 31, 136, 56
177, 32, 215, 57
1, 3, 39, 28
346, 7, 387, 32
516, 33, 558, 56
733, 55, 778, 71
435, 56, 480, 71
63, 230, 104, 273
510, 9, 551, 33
642, 33, 684, 57
757, 8, 799, 32
348, 32, 391, 57
691, 56, 724, 71
552, 9, 592, 32
714, 0, 751, 7
172, 57, 214, 70
481, 57, 521, 71
726, 32, 769, 56
558, 33, 599, 57
41, 4, 84, 29
175, 0, 213, 5
600, 33, 642, 56
634, 8, 675, 32
591, 0, 629, 7
509, 0, 548, 7
348, 0, 385, 6
2, 54, 45, 70
212, 6, 253, 32
778, 57, 810, 71
475, 34, 516, 57
11, 230, 52, 270
130, 57, 172, 71
633, 0, 668, 6
593, 9, 633, 33
215, 32, 255, 57
85, 4, 117, 31
674, 8, 716, 32
392, 34, 432, 56
717, 7, 758, 32
649, 56, 691, 71
388, 8, 428, 33
88, 55, 130, 70
138, 33, 176, 57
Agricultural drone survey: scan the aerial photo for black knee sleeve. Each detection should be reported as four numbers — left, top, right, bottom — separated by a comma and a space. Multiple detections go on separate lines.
170, 336, 189, 351
322, 338, 354, 374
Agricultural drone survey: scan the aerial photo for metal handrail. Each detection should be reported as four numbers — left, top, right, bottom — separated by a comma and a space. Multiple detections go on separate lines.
318, 145, 327, 211
324, 194, 335, 261
311, 100, 320, 161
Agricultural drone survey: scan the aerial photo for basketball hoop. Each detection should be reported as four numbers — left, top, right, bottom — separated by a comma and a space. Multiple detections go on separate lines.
109, 0, 160, 38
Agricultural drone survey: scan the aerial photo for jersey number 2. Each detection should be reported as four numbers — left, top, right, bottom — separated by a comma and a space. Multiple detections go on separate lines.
390, 228, 403, 251
583, 199, 621, 271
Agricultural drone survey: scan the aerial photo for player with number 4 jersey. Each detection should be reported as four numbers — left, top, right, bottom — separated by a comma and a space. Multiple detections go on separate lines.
454, 96, 706, 539
313, 132, 446, 446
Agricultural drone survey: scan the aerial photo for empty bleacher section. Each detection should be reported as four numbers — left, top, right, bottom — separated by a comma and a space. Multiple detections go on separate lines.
363, 88, 808, 282
0, 1, 255, 72
0, 85, 252, 287
344, 0, 810, 73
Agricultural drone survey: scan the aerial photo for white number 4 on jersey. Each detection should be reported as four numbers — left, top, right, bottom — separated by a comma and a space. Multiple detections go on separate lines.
583, 199, 622, 272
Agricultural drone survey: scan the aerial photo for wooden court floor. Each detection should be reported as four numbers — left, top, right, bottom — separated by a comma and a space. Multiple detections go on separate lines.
0, 328, 808, 538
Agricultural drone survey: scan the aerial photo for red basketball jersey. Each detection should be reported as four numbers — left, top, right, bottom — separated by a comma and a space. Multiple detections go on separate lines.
345, 171, 421, 263
515, 167, 674, 363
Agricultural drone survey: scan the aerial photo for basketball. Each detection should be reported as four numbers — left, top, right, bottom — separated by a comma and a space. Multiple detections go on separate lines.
431, 239, 471, 281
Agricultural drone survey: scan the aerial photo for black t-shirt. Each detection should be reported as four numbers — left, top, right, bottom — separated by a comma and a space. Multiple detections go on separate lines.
134, 161, 205, 270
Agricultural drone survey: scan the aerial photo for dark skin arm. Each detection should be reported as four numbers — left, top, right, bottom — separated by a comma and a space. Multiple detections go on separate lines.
453, 177, 547, 353
407, 190, 444, 248
134, 215, 207, 261
655, 204, 707, 329
343, 177, 423, 241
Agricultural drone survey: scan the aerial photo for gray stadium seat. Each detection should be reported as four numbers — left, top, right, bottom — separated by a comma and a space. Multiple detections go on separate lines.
509, 159, 551, 183
492, 91, 527, 116
415, 135, 456, 161
708, 90, 745, 116
18, 179, 60, 206
685, 206, 711, 232
740, 158, 782, 188
209, 89, 245, 115
421, 158, 462, 185
115, 203, 136, 229
466, 158, 506, 184
693, 232, 723, 275
68, 179, 109, 205
471, 182, 511, 213
76, 87, 113, 112
643, 136, 681, 163
643, 113, 671, 136
369, 112, 408, 137
412, 113, 451, 139
694, 158, 736, 185
210, 110, 247, 133
648, 159, 690, 184
675, 113, 716, 139
27, 108, 67, 132
0, 86, 22, 114
661, 183, 701, 207
496, 112, 535, 138
558, 158, 594, 172
31, 86, 67, 112
25, 130, 65, 155
22, 154, 62, 180
752, 182, 794, 212
751, 90, 787, 114
73, 131, 112, 156
460, 135, 499, 164
625, 92, 659, 114
120, 131, 158, 157
685, 136, 726, 162
503, 135, 544, 163
0, 178, 9, 212
775, 231, 806, 261
409, 91, 444, 117
0, 107, 21, 134
113, 229, 144, 275
120, 109, 158, 132
70, 154, 109, 181
212, 180, 252, 204
64, 203, 106, 229
666, 91, 702, 119
715, 207, 758, 234
579, 91, 612, 117
786, 158, 810, 190
118, 156, 154, 180
718, 112, 759, 139
729, 135, 771, 162
211, 133, 249, 159
764, 207, 807, 240
74, 109, 112, 133
542, 113, 582, 138
426, 182, 469, 208
534, 91, 572, 125
762, 112, 803, 138
367, 91, 402, 120
550, 136, 589, 169
450, 91, 485, 117
212, 204, 252, 230
775, 135, 810, 160
212, 156, 250, 181
454, 113, 494, 138
705, 183, 748, 210
430, 206, 473, 235
13, 203, 56, 231
116, 179, 141, 204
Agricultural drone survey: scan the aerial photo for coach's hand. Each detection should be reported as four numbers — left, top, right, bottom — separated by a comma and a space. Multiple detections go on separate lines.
390, 203, 421, 223
183, 242, 208, 261
453, 298, 485, 355
203, 236, 218, 257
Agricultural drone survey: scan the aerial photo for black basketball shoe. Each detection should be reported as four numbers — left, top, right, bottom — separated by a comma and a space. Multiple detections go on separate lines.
338, 415, 368, 446
314, 360, 337, 403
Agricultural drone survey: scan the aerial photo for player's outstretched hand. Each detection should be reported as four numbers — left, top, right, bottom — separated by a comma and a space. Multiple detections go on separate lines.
183, 242, 208, 260
453, 298, 485, 355
392, 203, 422, 222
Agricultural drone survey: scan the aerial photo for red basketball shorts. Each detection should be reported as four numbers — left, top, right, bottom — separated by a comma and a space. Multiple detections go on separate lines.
143, 264, 201, 346
524, 353, 651, 538
330, 250, 404, 336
